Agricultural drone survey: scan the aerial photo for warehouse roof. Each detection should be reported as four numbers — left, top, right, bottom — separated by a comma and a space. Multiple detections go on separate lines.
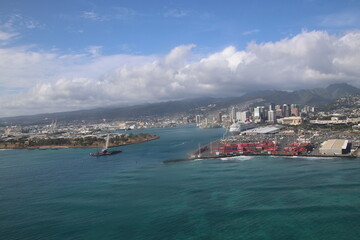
320, 139, 349, 150
242, 125, 283, 134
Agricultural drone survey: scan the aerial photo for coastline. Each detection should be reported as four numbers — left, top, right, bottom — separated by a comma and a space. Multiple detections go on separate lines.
0, 136, 160, 150
163, 138, 359, 164
163, 151, 358, 164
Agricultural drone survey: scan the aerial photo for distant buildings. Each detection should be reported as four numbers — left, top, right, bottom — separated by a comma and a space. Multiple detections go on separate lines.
230, 107, 236, 123
191, 100, 321, 128
281, 116, 302, 125
290, 104, 299, 116
195, 115, 201, 126
217, 112, 222, 123
254, 106, 265, 121
268, 110, 275, 122
282, 104, 291, 117
275, 105, 283, 118
310, 117, 360, 125
238, 111, 250, 122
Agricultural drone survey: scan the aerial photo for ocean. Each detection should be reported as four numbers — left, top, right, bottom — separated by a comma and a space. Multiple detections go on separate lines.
1, 125, 360, 239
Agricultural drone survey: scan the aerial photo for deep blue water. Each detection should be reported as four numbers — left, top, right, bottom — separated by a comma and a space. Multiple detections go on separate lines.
1, 126, 360, 240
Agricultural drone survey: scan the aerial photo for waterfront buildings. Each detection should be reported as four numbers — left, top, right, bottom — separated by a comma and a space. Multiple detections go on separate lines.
319, 139, 351, 155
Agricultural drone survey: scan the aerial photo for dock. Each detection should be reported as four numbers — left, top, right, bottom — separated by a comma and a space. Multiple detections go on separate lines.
163, 134, 359, 164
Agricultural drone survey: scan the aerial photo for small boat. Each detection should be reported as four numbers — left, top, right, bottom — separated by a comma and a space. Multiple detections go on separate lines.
90, 134, 122, 157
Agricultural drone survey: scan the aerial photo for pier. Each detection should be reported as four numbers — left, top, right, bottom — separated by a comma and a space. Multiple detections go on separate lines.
163, 133, 359, 164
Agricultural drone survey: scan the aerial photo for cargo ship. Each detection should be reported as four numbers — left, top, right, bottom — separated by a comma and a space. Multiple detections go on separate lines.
229, 122, 257, 135
90, 134, 122, 157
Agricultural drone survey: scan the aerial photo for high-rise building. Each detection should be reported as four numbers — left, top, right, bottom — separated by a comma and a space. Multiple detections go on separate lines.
195, 115, 201, 126
254, 107, 261, 119
236, 111, 241, 121
254, 106, 265, 121
282, 104, 290, 117
238, 111, 250, 122
268, 110, 275, 122
230, 107, 237, 123
217, 112, 222, 123
291, 104, 299, 116
268, 103, 275, 111
302, 105, 310, 114
275, 105, 283, 118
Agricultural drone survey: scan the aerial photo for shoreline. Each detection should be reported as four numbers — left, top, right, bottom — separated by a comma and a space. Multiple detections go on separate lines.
0, 136, 160, 150
163, 152, 357, 164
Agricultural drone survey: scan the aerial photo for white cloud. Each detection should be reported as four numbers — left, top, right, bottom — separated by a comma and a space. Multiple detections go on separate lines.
164, 9, 188, 18
0, 31, 19, 41
81, 7, 137, 22
242, 29, 260, 35
0, 14, 42, 46
320, 12, 359, 27
0, 31, 19, 46
86, 45, 103, 57
1, 13, 43, 31
81, 11, 107, 21
1, 30, 360, 117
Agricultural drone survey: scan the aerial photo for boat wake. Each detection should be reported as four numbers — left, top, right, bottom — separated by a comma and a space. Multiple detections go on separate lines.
173, 142, 187, 147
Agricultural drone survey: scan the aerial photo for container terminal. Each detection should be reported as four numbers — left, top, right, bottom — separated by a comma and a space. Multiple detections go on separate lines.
163, 127, 360, 164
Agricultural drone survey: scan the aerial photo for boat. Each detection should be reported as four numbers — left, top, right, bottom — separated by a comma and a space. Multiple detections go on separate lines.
229, 121, 257, 135
90, 134, 122, 156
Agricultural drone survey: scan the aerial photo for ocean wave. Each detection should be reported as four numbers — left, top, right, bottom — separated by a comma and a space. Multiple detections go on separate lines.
220, 156, 254, 161
287, 156, 339, 160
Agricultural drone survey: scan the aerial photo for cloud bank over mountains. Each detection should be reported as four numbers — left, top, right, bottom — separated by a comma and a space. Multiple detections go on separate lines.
1, 30, 360, 117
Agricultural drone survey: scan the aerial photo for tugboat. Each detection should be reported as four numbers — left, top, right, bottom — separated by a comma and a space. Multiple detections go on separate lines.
90, 134, 122, 157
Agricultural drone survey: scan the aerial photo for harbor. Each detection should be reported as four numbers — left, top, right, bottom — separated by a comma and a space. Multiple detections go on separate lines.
163, 129, 360, 164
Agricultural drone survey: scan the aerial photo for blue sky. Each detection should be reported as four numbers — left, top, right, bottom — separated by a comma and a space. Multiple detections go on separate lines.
1, 0, 360, 116
2, 0, 359, 54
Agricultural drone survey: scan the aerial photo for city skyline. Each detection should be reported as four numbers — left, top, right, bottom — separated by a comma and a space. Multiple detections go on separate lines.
1, 0, 360, 117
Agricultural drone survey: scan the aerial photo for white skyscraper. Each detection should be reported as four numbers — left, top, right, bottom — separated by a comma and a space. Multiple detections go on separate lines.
195, 115, 201, 126
268, 110, 275, 122
238, 111, 250, 122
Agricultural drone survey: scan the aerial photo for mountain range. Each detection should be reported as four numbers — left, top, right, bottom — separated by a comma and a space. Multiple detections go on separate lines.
1, 83, 359, 126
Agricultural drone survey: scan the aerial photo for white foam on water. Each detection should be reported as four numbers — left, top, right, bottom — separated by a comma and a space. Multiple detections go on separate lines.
281, 155, 342, 161
300, 156, 339, 160
173, 142, 187, 147
220, 156, 254, 161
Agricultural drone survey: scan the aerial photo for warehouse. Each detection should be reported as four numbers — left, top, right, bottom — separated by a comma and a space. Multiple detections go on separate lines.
319, 139, 351, 155
241, 125, 283, 135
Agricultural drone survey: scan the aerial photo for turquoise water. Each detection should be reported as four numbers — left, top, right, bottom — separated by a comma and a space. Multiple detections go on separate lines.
1, 126, 360, 239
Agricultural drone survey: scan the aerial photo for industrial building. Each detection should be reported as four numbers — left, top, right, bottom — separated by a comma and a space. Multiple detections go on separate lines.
281, 116, 302, 125
241, 125, 283, 135
319, 139, 351, 155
